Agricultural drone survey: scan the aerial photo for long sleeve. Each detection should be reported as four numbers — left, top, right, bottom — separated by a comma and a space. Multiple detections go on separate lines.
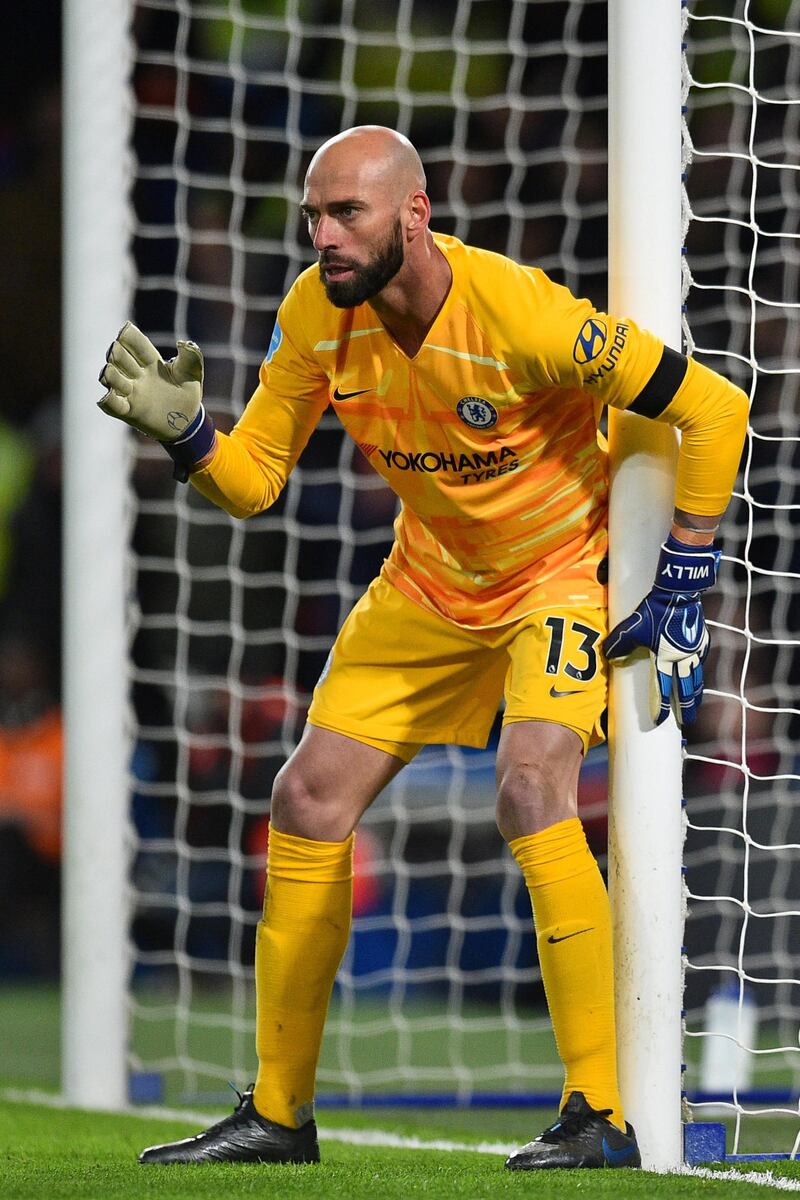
189, 380, 329, 518
647, 356, 749, 516
189, 286, 331, 519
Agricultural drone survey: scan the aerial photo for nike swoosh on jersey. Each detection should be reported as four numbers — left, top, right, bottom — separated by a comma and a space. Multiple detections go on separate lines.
549, 685, 582, 698
547, 928, 593, 944
332, 386, 370, 402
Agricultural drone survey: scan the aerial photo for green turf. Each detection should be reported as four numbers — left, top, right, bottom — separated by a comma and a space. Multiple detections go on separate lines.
0, 982, 564, 1100
5, 980, 797, 1104
3, 983, 800, 1194
3, 1099, 800, 1200
0, 985, 61, 1089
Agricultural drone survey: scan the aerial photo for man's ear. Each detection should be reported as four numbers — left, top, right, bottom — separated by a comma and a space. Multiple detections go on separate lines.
406, 189, 431, 239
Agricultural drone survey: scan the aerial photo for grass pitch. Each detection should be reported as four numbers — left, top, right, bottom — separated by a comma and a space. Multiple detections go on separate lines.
3, 984, 800, 1197
4, 1097, 800, 1200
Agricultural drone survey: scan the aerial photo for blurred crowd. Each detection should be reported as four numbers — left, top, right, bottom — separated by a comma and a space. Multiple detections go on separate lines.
0, 5, 62, 975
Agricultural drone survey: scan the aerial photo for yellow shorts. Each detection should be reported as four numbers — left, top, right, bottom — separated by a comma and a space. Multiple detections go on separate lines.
307, 575, 608, 762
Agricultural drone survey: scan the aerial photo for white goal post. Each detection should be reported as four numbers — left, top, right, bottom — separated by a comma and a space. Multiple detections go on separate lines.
61, 0, 799, 1171
606, 0, 684, 1172
61, 0, 133, 1110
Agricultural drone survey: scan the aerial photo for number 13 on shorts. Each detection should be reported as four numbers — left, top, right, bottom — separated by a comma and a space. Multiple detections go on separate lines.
503, 608, 608, 752
544, 616, 600, 684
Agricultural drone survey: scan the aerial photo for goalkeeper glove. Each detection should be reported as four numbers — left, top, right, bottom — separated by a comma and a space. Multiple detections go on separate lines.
97, 321, 215, 480
603, 533, 720, 727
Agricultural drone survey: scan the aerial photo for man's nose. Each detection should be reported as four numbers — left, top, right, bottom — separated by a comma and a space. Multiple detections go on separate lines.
313, 214, 338, 251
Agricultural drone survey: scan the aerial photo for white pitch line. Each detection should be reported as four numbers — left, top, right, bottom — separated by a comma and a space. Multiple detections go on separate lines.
3, 1088, 800, 1188
1, 1088, 512, 1155
2, 1089, 232, 1129
678, 1166, 800, 1192
317, 1125, 515, 1156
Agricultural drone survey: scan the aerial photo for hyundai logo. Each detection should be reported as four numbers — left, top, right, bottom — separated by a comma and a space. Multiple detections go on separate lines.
573, 318, 607, 364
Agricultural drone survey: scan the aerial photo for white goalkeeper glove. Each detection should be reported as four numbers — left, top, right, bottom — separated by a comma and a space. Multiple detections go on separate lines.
98, 322, 216, 480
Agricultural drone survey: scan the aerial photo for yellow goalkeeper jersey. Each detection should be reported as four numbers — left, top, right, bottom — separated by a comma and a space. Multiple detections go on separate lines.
191, 233, 747, 627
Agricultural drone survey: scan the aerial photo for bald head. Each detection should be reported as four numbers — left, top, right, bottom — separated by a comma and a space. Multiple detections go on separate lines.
305, 126, 426, 206
301, 125, 433, 308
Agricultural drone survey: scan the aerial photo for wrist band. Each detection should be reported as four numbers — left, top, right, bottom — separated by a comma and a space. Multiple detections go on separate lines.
675, 522, 720, 535
161, 404, 216, 483
655, 534, 720, 593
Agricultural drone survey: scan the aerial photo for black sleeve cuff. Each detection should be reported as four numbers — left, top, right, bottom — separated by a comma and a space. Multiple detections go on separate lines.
627, 345, 688, 418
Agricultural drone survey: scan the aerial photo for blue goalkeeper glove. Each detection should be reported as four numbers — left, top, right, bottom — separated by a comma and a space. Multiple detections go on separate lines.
603, 534, 720, 727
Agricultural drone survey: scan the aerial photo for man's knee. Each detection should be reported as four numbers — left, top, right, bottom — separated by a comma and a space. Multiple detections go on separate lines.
268, 726, 405, 841
496, 760, 573, 838
495, 724, 583, 841
270, 756, 330, 835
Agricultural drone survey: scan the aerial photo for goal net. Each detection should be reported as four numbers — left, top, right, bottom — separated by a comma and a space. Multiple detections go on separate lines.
681, 1, 800, 1156
114, 0, 799, 1138
125, 0, 609, 1106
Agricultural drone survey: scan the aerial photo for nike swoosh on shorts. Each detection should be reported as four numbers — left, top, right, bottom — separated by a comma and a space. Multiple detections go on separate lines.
547, 928, 593, 944
332, 386, 370, 402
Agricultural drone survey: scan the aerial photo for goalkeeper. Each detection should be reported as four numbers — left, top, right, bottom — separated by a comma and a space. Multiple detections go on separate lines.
98, 126, 747, 1171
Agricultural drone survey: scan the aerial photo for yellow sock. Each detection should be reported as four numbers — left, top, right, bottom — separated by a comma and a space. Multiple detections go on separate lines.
510, 817, 625, 1130
252, 826, 353, 1128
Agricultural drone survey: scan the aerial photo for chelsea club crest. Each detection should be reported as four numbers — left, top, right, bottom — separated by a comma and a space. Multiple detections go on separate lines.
457, 396, 498, 429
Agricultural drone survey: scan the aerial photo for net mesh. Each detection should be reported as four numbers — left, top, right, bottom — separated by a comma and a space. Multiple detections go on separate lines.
124, 0, 799, 1139
128, 0, 608, 1104
681, 0, 800, 1153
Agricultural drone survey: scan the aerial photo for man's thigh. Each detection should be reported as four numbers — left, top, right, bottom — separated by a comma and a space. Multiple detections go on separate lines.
307, 575, 509, 753
502, 605, 608, 753
270, 723, 408, 839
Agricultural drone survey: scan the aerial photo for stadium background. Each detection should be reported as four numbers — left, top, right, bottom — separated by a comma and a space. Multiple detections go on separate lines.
0, 1, 612, 993
1, 1, 798, 1116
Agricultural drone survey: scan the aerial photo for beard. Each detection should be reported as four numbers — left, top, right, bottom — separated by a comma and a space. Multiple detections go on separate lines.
320, 218, 405, 308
